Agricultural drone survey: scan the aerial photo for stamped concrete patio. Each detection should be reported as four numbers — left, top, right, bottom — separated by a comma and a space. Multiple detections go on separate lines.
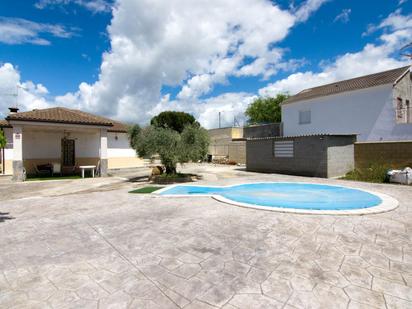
0, 164, 411, 309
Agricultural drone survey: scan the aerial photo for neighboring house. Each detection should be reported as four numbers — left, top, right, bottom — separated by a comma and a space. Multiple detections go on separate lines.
207, 124, 282, 164
208, 127, 245, 163
0, 107, 143, 180
282, 66, 412, 142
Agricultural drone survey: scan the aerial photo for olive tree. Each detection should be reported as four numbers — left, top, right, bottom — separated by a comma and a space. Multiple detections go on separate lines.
180, 124, 210, 163
128, 124, 141, 149
134, 124, 209, 175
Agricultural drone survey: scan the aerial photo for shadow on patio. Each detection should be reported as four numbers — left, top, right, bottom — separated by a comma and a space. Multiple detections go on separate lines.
0, 212, 14, 223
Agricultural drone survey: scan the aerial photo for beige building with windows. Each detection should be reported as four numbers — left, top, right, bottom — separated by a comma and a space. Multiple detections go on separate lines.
0, 107, 143, 181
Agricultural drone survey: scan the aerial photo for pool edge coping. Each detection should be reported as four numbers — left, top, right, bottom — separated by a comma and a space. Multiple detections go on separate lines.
153, 182, 399, 215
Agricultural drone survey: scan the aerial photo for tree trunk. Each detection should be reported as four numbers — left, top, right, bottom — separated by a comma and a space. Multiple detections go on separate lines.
165, 165, 176, 175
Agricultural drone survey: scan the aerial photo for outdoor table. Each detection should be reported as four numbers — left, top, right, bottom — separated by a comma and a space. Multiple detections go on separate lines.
79, 165, 96, 178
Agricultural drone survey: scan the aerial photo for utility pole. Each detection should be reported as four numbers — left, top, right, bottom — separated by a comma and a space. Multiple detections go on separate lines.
218, 112, 221, 128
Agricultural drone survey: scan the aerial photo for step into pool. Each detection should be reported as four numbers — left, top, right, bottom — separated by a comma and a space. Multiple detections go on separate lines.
156, 182, 398, 215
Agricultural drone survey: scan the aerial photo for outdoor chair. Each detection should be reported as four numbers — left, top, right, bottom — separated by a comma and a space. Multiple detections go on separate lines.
52, 162, 61, 176
34, 163, 53, 177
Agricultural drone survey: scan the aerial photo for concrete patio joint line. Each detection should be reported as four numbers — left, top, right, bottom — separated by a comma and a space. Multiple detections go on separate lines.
85, 222, 182, 308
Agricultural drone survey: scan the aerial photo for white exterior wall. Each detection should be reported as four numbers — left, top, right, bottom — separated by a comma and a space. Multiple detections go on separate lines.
2, 126, 142, 173
6, 130, 136, 159
22, 130, 100, 159
107, 132, 136, 158
107, 132, 143, 169
282, 84, 412, 142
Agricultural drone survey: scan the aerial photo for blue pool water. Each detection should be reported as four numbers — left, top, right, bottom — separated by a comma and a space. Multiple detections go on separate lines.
159, 183, 382, 210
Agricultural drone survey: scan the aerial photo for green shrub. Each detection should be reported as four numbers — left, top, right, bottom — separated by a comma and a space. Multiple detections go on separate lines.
342, 164, 392, 183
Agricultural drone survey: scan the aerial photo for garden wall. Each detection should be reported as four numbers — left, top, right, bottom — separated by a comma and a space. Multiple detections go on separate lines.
246, 134, 356, 178
243, 123, 282, 138
355, 141, 412, 169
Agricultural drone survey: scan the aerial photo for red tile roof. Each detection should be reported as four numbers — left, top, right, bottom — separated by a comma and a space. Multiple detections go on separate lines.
4, 107, 129, 132
0, 119, 11, 128
284, 66, 410, 104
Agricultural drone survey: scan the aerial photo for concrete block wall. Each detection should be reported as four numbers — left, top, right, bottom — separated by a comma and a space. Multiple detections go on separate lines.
247, 136, 328, 177
208, 127, 245, 163
355, 141, 412, 169
228, 141, 246, 164
243, 123, 282, 139
246, 135, 355, 178
326, 136, 356, 177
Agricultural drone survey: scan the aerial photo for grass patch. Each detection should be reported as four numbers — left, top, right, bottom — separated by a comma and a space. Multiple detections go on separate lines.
129, 186, 164, 194
341, 164, 391, 183
26, 175, 83, 181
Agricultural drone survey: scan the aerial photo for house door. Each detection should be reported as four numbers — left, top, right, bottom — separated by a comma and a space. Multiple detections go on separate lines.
61, 138, 75, 166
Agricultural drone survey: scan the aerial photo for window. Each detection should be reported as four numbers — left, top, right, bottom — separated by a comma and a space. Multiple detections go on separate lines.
407, 100, 411, 123
396, 97, 404, 121
274, 140, 294, 158
299, 110, 311, 124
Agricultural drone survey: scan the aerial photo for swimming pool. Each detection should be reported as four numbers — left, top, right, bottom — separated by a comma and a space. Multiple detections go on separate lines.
156, 182, 398, 214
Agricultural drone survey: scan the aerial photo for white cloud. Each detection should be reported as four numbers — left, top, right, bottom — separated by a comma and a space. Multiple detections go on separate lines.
3, 1, 409, 131
0, 17, 76, 45
150, 92, 256, 129
294, 0, 329, 22
35, 0, 112, 13
334, 9, 351, 23
0, 0, 354, 129
57, 0, 313, 125
259, 10, 412, 97
0, 63, 51, 116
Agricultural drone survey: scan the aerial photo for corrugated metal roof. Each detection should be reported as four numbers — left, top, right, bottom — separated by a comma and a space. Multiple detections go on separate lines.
284, 66, 410, 105
245, 133, 358, 141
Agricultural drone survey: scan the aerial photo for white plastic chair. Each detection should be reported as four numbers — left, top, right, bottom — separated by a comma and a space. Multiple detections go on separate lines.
52, 163, 61, 176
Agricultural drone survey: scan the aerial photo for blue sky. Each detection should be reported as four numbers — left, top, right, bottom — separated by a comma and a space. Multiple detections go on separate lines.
0, 0, 112, 94
0, 0, 411, 127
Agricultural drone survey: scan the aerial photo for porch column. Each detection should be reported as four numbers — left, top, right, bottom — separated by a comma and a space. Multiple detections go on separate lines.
99, 128, 108, 177
12, 125, 25, 181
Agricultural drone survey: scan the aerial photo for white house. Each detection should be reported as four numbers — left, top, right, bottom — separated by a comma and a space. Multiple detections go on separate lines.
0, 107, 143, 180
282, 66, 412, 142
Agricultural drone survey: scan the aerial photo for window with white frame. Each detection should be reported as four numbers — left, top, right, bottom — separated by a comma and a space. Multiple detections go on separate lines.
299, 110, 311, 124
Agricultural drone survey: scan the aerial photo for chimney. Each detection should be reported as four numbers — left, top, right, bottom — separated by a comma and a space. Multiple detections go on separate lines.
8, 107, 19, 114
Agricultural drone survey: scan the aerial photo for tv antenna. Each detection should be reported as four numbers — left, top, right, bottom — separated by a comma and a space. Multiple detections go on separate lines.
0, 85, 26, 109
233, 116, 240, 127
400, 42, 412, 60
